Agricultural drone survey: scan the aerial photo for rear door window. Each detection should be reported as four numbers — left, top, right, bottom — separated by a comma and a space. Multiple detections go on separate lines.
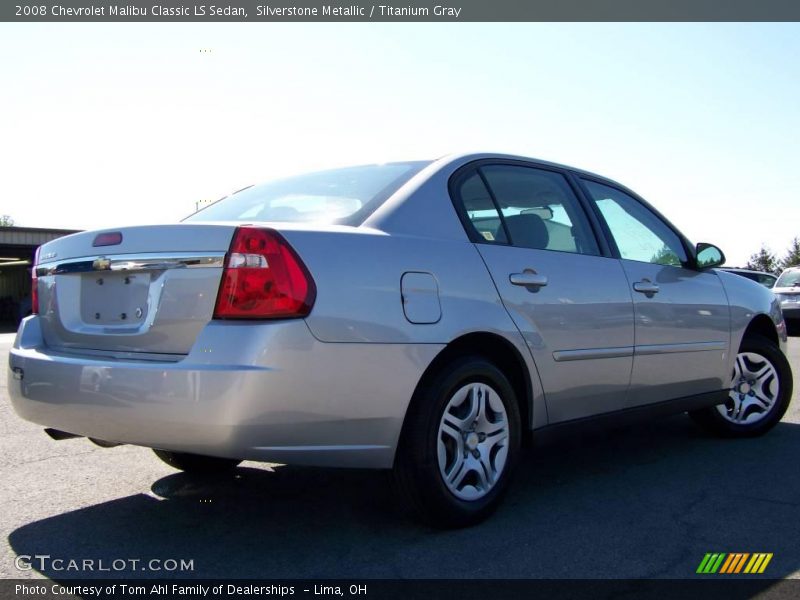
451, 164, 600, 256
453, 172, 509, 244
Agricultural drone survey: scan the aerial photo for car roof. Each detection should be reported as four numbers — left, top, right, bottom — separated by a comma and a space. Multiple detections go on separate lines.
434, 151, 627, 187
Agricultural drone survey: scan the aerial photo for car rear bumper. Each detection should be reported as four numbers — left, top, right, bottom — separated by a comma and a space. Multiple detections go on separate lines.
8, 316, 442, 468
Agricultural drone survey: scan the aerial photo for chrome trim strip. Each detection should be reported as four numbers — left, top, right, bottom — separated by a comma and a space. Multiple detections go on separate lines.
36, 252, 225, 276
634, 341, 728, 356
553, 346, 634, 362
47, 345, 185, 363
552, 340, 727, 362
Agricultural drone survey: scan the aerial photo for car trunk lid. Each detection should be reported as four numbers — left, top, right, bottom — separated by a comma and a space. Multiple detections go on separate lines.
35, 224, 237, 356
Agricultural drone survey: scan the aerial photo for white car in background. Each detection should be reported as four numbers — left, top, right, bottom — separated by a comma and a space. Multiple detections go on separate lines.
774, 267, 800, 325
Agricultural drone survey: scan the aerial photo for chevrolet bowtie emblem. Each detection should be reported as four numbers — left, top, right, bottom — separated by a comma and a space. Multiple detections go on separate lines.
92, 257, 111, 271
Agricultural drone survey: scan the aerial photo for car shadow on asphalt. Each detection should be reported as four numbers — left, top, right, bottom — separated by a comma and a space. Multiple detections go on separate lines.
8, 415, 800, 581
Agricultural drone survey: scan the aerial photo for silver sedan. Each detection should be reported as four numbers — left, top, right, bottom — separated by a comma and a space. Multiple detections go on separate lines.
8, 153, 793, 527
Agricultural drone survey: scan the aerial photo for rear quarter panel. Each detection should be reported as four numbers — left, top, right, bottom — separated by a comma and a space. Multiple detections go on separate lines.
287, 230, 506, 345
280, 231, 547, 427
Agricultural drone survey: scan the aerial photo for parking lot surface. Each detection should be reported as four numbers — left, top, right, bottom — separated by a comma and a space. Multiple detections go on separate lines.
1, 332, 799, 580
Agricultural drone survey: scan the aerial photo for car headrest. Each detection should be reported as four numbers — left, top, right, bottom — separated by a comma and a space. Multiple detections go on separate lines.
503, 213, 550, 250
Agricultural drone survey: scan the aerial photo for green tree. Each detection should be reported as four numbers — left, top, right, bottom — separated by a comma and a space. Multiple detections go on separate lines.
746, 245, 779, 274
650, 244, 681, 267
0, 214, 13, 227
779, 236, 800, 271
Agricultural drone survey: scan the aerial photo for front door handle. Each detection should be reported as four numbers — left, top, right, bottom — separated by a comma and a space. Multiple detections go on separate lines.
633, 279, 660, 295
509, 271, 548, 289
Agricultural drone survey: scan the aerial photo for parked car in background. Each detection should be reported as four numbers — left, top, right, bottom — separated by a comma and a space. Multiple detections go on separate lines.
774, 266, 800, 325
7, 152, 794, 527
720, 267, 778, 289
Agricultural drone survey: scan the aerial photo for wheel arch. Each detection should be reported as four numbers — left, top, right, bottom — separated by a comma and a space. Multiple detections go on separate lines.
406, 331, 534, 435
742, 313, 779, 347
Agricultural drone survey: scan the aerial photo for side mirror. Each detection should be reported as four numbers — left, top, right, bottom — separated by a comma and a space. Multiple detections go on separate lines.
695, 243, 726, 269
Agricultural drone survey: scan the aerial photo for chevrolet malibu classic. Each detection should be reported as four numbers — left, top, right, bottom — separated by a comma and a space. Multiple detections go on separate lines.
8, 153, 793, 527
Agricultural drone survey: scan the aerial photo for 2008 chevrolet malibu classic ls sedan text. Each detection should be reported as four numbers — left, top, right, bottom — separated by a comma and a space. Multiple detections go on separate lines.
8, 153, 793, 527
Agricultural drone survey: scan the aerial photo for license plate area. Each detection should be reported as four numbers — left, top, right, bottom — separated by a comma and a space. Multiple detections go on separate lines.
80, 272, 150, 325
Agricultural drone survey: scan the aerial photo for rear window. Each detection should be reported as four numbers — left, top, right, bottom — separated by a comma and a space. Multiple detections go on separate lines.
728, 271, 777, 288
776, 270, 800, 288
732, 271, 760, 282
185, 162, 430, 226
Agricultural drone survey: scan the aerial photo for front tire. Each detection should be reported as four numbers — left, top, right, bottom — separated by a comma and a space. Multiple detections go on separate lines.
153, 449, 241, 473
690, 335, 793, 437
394, 356, 521, 528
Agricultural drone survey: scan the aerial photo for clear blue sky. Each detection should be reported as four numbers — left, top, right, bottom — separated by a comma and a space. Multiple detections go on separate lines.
1, 23, 798, 266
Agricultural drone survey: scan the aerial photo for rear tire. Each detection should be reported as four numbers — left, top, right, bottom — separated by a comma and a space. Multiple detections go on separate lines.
689, 335, 793, 437
393, 356, 521, 528
153, 449, 241, 473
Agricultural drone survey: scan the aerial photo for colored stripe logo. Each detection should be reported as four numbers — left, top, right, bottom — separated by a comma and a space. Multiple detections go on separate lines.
697, 553, 773, 574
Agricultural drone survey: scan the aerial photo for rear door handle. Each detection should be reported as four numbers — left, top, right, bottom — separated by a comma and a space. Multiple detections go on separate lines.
633, 279, 659, 295
509, 272, 548, 288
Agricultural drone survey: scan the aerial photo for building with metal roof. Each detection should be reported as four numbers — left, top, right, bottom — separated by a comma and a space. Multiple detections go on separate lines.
0, 227, 79, 327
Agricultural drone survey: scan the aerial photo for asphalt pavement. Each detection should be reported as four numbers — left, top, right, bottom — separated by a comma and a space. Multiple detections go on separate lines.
1, 332, 799, 581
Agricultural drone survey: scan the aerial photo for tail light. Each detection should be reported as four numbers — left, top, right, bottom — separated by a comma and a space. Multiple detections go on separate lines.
214, 227, 316, 319
31, 246, 40, 315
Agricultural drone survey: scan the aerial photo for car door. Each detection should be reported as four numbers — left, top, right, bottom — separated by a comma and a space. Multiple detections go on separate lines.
450, 162, 635, 423
579, 178, 730, 407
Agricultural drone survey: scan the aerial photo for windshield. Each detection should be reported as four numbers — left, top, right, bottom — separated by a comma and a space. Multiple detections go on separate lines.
185, 162, 430, 226
776, 270, 800, 288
